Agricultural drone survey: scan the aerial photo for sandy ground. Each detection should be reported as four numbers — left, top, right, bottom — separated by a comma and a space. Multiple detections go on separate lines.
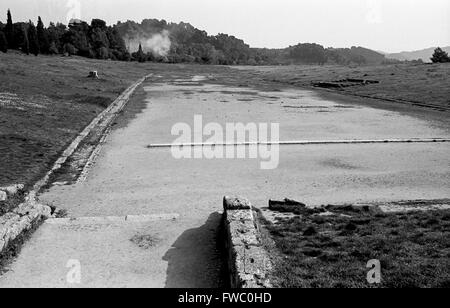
1, 74, 449, 287
0, 214, 224, 288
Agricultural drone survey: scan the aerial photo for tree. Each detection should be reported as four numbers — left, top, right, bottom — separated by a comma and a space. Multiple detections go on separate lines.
91, 19, 107, 30
47, 22, 66, 53
27, 20, 39, 56
37, 16, 50, 54
63, 43, 76, 55
48, 41, 59, 54
97, 46, 109, 59
67, 22, 92, 57
289, 43, 327, 64
108, 26, 128, 60
431, 47, 450, 63
90, 27, 109, 57
0, 31, 7, 52
5, 9, 14, 49
22, 28, 29, 55
135, 43, 145, 62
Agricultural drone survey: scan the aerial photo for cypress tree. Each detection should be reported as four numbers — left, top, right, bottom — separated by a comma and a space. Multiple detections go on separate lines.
22, 28, 29, 55
27, 20, 39, 56
137, 43, 145, 62
37, 16, 50, 54
5, 9, 14, 48
0, 31, 7, 53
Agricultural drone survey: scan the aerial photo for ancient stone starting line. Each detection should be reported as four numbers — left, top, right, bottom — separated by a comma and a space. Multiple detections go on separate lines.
146, 138, 450, 148
45, 213, 180, 225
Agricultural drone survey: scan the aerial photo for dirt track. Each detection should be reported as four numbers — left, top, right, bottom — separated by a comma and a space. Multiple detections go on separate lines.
41, 76, 450, 213
1, 73, 449, 287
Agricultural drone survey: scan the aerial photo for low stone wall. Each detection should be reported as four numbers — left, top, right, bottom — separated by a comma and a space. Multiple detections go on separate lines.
0, 198, 52, 253
223, 196, 272, 288
0, 184, 26, 216
0, 184, 24, 202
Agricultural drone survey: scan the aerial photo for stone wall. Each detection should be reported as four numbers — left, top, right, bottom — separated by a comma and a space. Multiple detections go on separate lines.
0, 197, 52, 253
0, 184, 24, 202
223, 196, 272, 288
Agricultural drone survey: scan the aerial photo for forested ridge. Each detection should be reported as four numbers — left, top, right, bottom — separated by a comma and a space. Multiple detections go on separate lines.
0, 9, 394, 65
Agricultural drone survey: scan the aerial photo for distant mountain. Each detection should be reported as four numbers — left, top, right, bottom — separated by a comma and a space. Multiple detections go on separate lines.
386, 47, 450, 62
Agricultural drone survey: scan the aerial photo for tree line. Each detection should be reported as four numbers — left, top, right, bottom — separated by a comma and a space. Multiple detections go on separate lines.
114, 19, 391, 65
115, 19, 258, 65
0, 9, 390, 65
0, 9, 129, 60
0, 10, 255, 63
3, 9, 446, 65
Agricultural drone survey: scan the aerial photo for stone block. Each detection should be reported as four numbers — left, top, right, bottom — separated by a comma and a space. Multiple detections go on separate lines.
3, 184, 24, 197
224, 196, 252, 210
226, 209, 254, 222
228, 219, 260, 247
0, 191, 6, 202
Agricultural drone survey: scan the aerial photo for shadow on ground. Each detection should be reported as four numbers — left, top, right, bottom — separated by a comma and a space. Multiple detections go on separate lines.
163, 212, 228, 288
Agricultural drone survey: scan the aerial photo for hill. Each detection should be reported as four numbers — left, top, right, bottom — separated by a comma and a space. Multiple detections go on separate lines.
325, 46, 387, 65
116, 19, 389, 65
386, 47, 450, 62
1, 9, 390, 66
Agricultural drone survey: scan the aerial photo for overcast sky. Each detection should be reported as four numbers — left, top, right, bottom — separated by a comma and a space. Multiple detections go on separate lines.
0, 0, 449, 52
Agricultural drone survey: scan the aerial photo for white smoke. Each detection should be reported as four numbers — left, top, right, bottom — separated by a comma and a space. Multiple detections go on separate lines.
125, 30, 171, 58
65, 0, 82, 23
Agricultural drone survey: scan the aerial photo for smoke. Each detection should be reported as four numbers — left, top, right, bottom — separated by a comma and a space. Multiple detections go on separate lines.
125, 30, 171, 58
66, 0, 82, 23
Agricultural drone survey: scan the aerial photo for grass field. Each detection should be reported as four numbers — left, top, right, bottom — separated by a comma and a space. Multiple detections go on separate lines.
260, 205, 450, 288
235, 63, 450, 111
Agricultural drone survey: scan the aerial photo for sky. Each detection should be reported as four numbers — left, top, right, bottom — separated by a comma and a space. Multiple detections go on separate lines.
0, 0, 449, 53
